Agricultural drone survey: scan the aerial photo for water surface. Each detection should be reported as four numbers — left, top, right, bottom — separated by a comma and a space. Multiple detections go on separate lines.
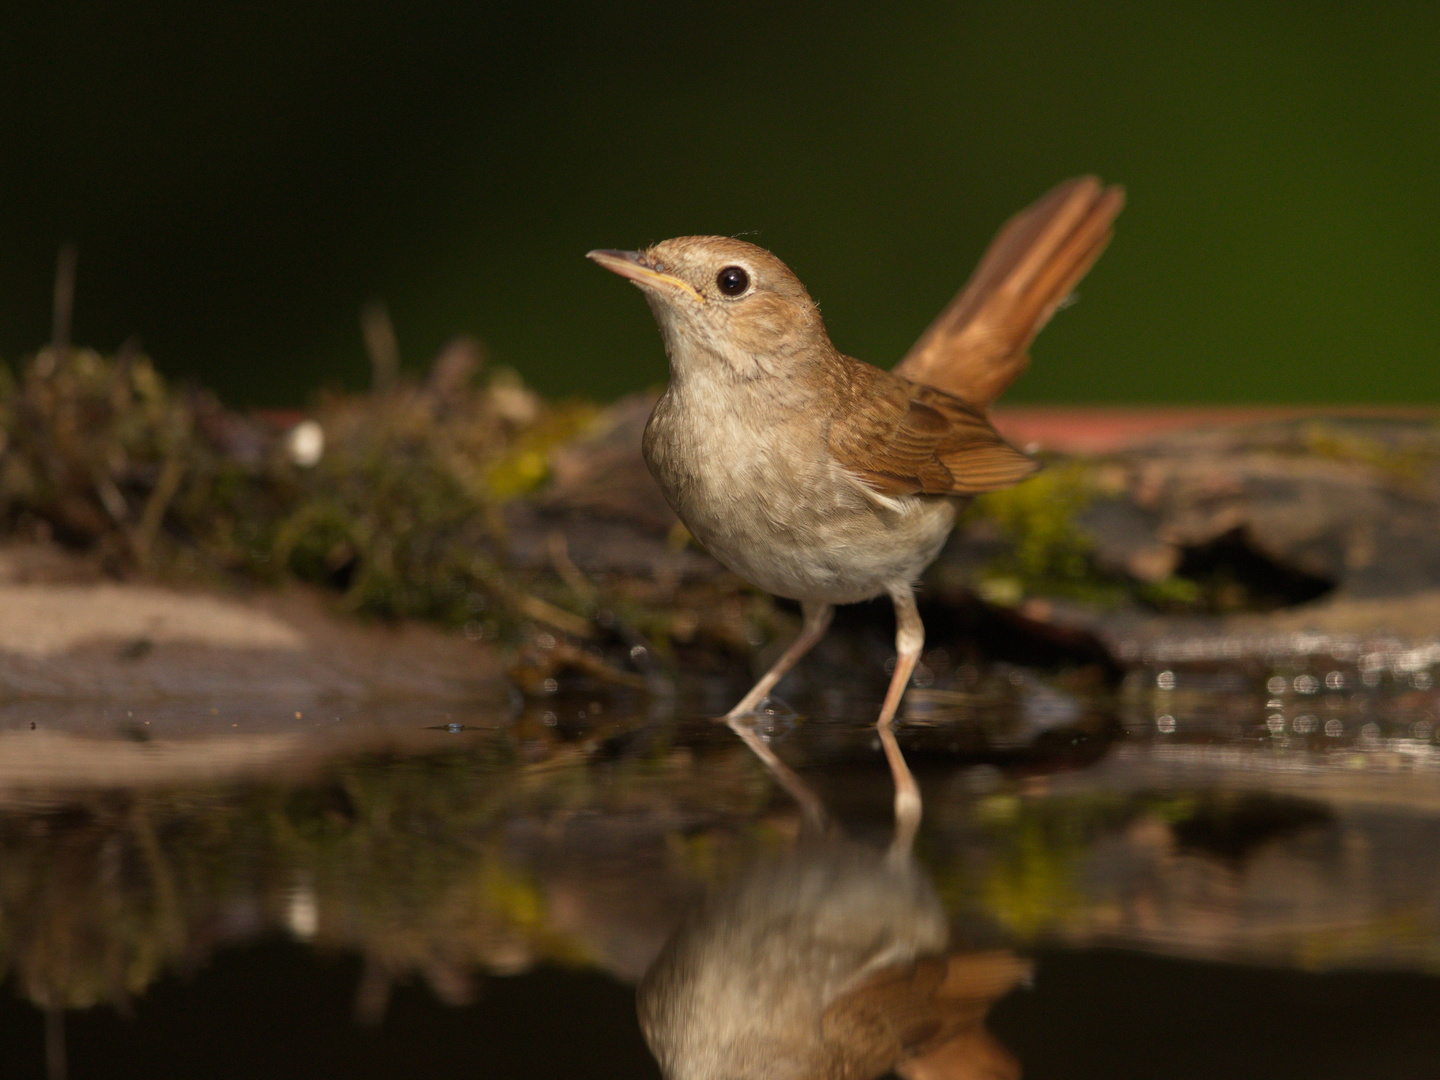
3, 652, 1439, 1078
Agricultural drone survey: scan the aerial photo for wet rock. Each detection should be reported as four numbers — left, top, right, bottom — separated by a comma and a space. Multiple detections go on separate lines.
0, 582, 508, 729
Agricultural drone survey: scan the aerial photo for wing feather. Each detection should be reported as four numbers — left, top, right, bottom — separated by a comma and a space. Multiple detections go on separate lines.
828, 364, 1038, 498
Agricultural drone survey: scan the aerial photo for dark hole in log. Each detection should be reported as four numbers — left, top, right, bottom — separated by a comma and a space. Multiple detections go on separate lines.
1169, 792, 1334, 865
1173, 527, 1335, 612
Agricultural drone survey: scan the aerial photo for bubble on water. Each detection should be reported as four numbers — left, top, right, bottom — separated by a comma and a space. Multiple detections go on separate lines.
1267, 676, 1288, 694
1266, 714, 1286, 735
1294, 715, 1317, 734
1156, 715, 1176, 734
1325, 671, 1346, 690
445, 722, 463, 734
1294, 674, 1320, 694
1156, 670, 1176, 690
1325, 718, 1344, 737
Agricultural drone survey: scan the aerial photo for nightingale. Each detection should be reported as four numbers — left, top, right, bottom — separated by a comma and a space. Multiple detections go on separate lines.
589, 177, 1123, 816
638, 679, 1028, 1080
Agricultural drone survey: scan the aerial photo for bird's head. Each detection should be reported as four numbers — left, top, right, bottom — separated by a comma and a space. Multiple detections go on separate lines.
588, 236, 831, 381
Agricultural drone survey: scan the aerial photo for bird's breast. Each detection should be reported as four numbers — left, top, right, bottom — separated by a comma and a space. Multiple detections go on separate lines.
643, 384, 957, 605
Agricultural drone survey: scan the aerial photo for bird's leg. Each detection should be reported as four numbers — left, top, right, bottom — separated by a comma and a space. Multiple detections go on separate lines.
879, 585, 924, 860
726, 716, 829, 833
724, 601, 834, 719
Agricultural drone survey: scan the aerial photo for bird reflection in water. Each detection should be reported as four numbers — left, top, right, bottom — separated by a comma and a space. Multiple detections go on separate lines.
638, 716, 1027, 1080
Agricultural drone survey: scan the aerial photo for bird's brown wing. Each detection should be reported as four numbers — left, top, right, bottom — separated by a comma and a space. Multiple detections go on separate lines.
819, 951, 1032, 1079
894, 176, 1125, 408
827, 367, 1038, 497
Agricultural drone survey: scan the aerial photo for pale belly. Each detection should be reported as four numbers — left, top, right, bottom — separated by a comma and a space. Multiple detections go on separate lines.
693, 493, 958, 606
643, 392, 958, 606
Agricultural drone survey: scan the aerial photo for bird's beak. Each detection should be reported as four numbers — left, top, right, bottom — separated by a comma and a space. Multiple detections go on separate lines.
586, 249, 706, 305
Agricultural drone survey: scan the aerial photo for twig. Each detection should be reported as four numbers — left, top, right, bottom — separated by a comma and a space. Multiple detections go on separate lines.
551, 639, 649, 690
360, 301, 400, 392
131, 457, 185, 569
546, 530, 596, 603
514, 592, 593, 639
51, 243, 76, 357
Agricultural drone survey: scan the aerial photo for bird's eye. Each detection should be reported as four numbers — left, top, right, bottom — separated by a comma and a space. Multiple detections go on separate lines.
716, 266, 750, 296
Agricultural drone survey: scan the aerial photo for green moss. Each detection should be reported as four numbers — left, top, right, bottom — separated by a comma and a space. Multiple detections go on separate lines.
0, 347, 575, 629
966, 461, 1126, 606
484, 402, 600, 500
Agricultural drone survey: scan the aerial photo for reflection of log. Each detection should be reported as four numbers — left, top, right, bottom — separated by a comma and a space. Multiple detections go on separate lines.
0, 727, 496, 805
4, 731, 1440, 1020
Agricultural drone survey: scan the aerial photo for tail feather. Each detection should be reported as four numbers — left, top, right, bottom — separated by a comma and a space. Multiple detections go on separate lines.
895, 176, 1125, 408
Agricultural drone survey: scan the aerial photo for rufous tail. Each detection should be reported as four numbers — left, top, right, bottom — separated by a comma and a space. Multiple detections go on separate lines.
894, 176, 1125, 409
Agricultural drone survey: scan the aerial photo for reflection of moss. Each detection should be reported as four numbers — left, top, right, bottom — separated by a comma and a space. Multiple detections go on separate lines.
980, 812, 1083, 939
0, 794, 246, 1010
931, 791, 1195, 940
0, 740, 779, 1013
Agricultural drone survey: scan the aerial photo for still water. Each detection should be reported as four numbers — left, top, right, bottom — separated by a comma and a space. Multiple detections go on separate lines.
3, 650, 1440, 1079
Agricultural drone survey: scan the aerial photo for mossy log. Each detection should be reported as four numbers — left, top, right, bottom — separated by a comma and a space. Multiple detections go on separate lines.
2, 346, 1439, 713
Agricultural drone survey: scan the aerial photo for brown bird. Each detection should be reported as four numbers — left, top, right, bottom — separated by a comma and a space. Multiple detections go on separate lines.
589, 177, 1123, 813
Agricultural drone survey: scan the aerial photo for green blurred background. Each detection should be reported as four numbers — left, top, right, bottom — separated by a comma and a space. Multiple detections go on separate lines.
2, 1, 1438, 407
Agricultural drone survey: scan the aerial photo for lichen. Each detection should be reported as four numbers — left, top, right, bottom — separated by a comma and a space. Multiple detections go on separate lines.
1299, 421, 1431, 484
